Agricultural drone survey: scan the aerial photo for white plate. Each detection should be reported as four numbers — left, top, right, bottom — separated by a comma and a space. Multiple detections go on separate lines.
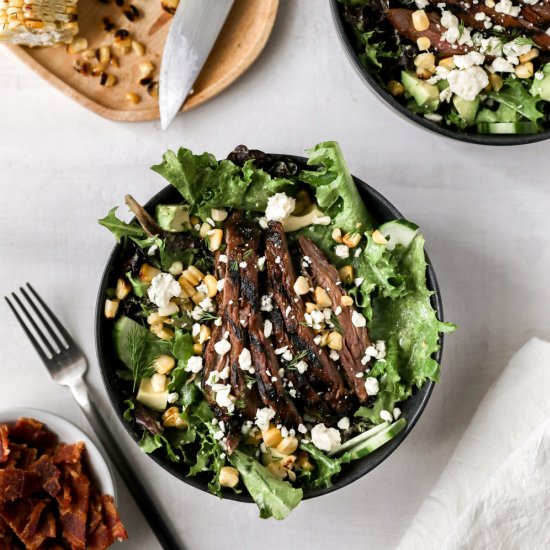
0, 407, 116, 498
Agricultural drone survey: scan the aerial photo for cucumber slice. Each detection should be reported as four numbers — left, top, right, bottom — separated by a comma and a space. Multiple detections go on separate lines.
476, 121, 539, 135
327, 421, 390, 457
378, 220, 419, 251
339, 419, 407, 463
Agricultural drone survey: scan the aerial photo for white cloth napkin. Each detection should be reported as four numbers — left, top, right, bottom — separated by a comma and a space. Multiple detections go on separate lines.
397, 337, 550, 550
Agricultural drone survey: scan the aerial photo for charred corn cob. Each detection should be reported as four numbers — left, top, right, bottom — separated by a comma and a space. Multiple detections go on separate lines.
0, 0, 79, 46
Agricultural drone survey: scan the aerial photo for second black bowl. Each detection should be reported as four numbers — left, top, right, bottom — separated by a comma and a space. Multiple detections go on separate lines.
330, 0, 550, 146
95, 154, 445, 502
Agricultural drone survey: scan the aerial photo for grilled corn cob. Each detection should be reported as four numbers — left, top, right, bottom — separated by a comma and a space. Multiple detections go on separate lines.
0, 0, 79, 46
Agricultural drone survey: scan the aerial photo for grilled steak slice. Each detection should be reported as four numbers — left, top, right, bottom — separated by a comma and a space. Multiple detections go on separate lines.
268, 305, 335, 423
224, 212, 260, 423
226, 212, 301, 428
386, 9, 470, 56
425, 0, 550, 51
299, 237, 371, 402
265, 221, 354, 415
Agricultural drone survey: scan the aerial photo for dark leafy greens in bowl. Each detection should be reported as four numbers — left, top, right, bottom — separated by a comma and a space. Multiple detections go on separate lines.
96, 142, 455, 519
333, 0, 550, 143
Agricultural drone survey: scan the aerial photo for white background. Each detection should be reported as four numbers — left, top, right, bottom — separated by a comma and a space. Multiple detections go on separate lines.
1, 1, 549, 549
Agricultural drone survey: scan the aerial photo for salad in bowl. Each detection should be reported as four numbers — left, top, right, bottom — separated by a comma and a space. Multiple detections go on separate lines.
335, 0, 550, 139
97, 142, 454, 519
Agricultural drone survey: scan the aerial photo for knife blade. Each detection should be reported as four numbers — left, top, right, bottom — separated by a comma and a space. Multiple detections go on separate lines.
159, 0, 235, 129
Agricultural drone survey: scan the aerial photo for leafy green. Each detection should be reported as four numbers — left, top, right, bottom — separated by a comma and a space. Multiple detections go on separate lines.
123, 399, 135, 422
125, 271, 148, 298
228, 451, 303, 520
299, 141, 374, 235
356, 30, 401, 71
356, 235, 456, 423
139, 432, 180, 462
446, 109, 468, 131
98, 207, 146, 243
300, 442, 342, 488
488, 80, 543, 123
167, 331, 198, 407
151, 148, 293, 220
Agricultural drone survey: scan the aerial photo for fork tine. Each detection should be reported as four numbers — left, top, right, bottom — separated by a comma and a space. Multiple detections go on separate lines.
5, 296, 50, 362
20, 286, 66, 351
25, 284, 78, 350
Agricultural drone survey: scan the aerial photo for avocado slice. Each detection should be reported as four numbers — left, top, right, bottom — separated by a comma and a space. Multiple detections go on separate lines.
156, 204, 190, 233
452, 95, 479, 126
401, 71, 439, 112
530, 63, 550, 101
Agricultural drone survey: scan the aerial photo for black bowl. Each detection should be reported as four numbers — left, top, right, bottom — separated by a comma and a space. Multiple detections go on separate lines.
330, 0, 550, 146
95, 154, 445, 502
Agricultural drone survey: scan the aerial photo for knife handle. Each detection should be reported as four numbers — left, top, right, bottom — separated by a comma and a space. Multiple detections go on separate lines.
71, 379, 183, 550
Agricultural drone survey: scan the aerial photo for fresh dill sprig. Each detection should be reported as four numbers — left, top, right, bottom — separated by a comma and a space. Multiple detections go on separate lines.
286, 350, 308, 370
229, 259, 239, 272
199, 311, 219, 323
457, 19, 465, 40
245, 373, 257, 388
515, 36, 537, 48
243, 249, 254, 260
126, 326, 170, 390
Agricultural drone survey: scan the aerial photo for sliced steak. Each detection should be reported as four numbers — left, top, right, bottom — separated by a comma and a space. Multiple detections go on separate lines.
299, 237, 371, 402
265, 221, 354, 415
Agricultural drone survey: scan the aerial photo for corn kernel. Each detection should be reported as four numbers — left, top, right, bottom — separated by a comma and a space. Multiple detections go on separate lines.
412, 10, 430, 32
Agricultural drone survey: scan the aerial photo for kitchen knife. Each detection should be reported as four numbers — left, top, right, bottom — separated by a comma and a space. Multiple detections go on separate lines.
159, 0, 235, 129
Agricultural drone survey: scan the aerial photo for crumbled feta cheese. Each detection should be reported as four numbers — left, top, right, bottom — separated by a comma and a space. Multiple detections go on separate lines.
275, 346, 288, 355
282, 350, 293, 362
311, 309, 325, 326
312, 215, 331, 226
334, 306, 342, 315
311, 424, 341, 452
196, 282, 208, 295
147, 273, 181, 308
453, 51, 484, 69
214, 316, 222, 326
238, 348, 254, 374
337, 417, 350, 430
474, 11, 486, 20
264, 319, 273, 338
257, 256, 266, 271
364, 376, 380, 396
535, 71, 544, 80
239, 261, 247, 268
415, 0, 429, 6
441, 10, 459, 29
241, 420, 253, 435
260, 295, 273, 312
495, 0, 521, 17
351, 310, 367, 328
214, 384, 235, 413
218, 365, 230, 380
491, 57, 515, 73
265, 193, 296, 222
289, 388, 297, 398
335, 244, 350, 259
447, 66, 489, 101
380, 410, 393, 423
298, 423, 308, 434
259, 217, 268, 229
295, 360, 308, 374
503, 39, 532, 58
199, 297, 215, 312
393, 407, 402, 420
219, 254, 228, 263
186, 356, 203, 373
375, 340, 386, 360
255, 407, 276, 431
217, 278, 225, 292
192, 323, 201, 338
167, 392, 179, 404
424, 113, 443, 123
329, 350, 340, 361
148, 244, 158, 256
214, 339, 231, 356
354, 277, 364, 287
440, 87, 453, 103
313, 335, 322, 345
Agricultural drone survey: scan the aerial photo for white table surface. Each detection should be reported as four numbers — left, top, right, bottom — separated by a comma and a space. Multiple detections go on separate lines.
1, 1, 549, 549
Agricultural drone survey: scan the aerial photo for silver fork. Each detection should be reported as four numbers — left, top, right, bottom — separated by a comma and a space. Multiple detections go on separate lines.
5, 283, 182, 550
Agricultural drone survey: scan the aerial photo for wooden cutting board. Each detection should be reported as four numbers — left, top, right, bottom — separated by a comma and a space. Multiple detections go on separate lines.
6, 0, 279, 121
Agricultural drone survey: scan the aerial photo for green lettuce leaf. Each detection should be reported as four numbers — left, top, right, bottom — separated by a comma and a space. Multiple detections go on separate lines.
355, 235, 456, 423
168, 331, 200, 408
228, 451, 303, 520
151, 148, 293, 219
299, 141, 375, 234
98, 207, 146, 243
488, 79, 543, 123
300, 442, 341, 488
139, 432, 180, 463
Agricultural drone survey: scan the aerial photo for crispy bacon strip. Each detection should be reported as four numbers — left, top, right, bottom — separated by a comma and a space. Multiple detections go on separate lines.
299, 237, 371, 402
30, 455, 62, 498
9, 418, 57, 453
53, 442, 85, 466
0, 469, 41, 502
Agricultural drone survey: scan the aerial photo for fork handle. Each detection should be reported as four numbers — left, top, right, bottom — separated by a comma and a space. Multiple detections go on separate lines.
70, 379, 182, 550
